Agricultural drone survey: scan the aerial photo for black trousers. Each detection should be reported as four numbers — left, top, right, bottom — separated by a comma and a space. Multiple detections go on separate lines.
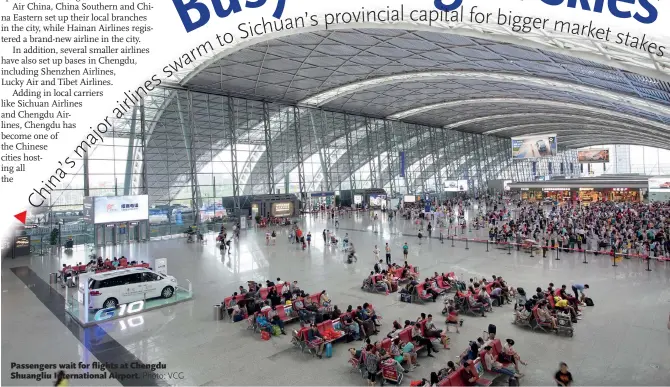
413, 336, 436, 354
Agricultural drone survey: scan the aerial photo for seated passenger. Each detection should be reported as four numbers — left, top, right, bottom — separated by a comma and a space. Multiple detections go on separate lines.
537, 302, 557, 329
484, 345, 522, 379
501, 339, 527, 372
425, 314, 449, 348
231, 305, 245, 322
266, 305, 286, 335
260, 300, 272, 313
421, 279, 439, 301
554, 296, 580, 323
467, 293, 487, 317
461, 360, 478, 386
390, 337, 416, 370
411, 322, 438, 357
307, 324, 326, 359
477, 287, 492, 308
319, 290, 331, 307
255, 312, 272, 332
490, 284, 504, 306
387, 320, 403, 338
340, 312, 361, 340
361, 303, 381, 327
331, 305, 342, 320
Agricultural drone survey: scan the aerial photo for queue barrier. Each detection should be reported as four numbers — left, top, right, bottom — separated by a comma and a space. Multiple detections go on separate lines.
444, 234, 668, 271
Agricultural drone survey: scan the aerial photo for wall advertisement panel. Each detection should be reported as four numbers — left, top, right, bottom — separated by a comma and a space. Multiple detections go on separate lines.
369, 194, 386, 207
503, 180, 512, 191
403, 195, 416, 203
577, 149, 610, 163
83, 197, 95, 223
93, 195, 149, 224
511, 134, 557, 159
271, 202, 293, 217
649, 177, 670, 192
444, 180, 469, 192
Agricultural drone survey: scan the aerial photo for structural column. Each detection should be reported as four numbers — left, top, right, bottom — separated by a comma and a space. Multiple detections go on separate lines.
262, 103, 276, 194
343, 114, 357, 195
176, 91, 202, 224
226, 97, 241, 213
292, 107, 306, 207
382, 120, 397, 197
364, 118, 378, 188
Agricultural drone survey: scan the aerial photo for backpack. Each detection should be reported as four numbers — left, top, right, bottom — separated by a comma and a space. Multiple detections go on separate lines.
584, 297, 594, 306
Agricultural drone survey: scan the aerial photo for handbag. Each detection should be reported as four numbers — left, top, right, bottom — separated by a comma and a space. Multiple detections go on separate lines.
261, 330, 271, 341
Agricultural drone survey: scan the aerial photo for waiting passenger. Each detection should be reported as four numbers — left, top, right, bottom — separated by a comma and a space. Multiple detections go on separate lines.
319, 290, 331, 308
501, 339, 527, 373
340, 313, 361, 340
267, 305, 286, 335
483, 345, 522, 379
537, 302, 557, 329
490, 284, 504, 306
385, 320, 402, 338
307, 324, 326, 359
422, 279, 439, 301
411, 322, 438, 357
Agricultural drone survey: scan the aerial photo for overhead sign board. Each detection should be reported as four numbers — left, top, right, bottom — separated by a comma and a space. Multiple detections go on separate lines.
512, 134, 557, 159
649, 177, 670, 192
577, 149, 610, 163
444, 180, 469, 192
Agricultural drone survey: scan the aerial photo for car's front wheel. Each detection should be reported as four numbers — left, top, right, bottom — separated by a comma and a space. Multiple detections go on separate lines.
102, 298, 118, 308
161, 286, 174, 298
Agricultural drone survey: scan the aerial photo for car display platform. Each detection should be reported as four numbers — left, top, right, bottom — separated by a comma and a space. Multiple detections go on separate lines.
65, 284, 193, 327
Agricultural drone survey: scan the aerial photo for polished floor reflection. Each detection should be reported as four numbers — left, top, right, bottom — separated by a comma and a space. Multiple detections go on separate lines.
3, 211, 670, 386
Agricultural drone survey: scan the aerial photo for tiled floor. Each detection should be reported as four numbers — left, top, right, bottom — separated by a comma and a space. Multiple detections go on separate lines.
3, 210, 670, 386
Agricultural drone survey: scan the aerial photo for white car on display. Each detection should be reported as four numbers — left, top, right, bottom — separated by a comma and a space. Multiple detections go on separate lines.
87, 268, 178, 310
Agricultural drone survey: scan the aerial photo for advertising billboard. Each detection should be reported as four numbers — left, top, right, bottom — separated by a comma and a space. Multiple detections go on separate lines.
83, 196, 94, 223
14, 236, 31, 257
369, 194, 386, 207
577, 149, 610, 163
353, 195, 363, 205
271, 202, 294, 217
503, 180, 512, 191
511, 134, 557, 159
444, 180, 469, 192
93, 195, 149, 224
403, 195, 416, 203
648, 177, 670, 192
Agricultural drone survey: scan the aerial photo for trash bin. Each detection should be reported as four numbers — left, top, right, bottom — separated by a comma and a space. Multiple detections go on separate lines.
49, 272, 58, 284
214, 304, 222, 321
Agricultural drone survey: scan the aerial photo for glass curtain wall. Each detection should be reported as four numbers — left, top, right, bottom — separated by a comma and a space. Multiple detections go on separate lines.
36, 89, 580, 235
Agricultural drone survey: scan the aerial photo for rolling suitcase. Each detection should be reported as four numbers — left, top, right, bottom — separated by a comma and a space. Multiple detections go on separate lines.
325, 343, 333, 358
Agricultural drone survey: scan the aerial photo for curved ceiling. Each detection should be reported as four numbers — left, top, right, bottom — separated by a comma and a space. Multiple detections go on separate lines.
181, 28, 670, 149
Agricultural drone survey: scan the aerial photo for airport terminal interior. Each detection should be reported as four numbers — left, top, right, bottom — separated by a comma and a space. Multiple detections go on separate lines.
3, 27, 670, 386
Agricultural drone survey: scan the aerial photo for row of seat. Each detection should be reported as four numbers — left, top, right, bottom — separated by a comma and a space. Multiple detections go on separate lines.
412, 272, 455, 303
293, 304, 379, 355
438, 339, 511, 386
